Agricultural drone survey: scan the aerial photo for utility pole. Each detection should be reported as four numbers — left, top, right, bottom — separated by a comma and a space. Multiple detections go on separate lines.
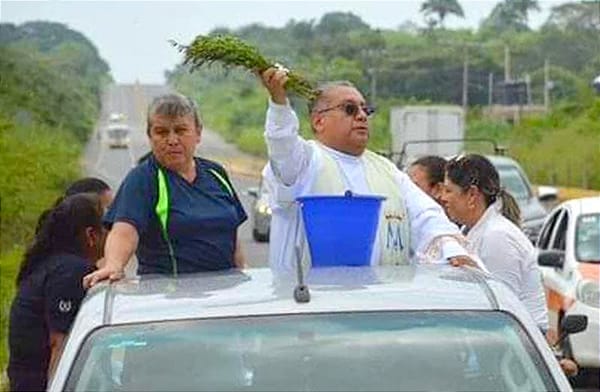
462, 51, 469, 111
525, 74, 532, 105
504, 45, 511, 82
544, 59, 550, 111
488, 73, 494, 106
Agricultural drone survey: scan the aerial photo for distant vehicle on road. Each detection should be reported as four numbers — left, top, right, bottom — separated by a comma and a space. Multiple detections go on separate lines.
108, 112, 126, 123
487, 155, 556, 243
106, 124, 131, 149
537, 196, 600, 373
49, 265, 574, 391
388, 105, 465, 165
246, 179, 271, 242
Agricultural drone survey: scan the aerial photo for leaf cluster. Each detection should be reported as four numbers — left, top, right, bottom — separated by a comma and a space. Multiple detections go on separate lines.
171, 35, 318, 100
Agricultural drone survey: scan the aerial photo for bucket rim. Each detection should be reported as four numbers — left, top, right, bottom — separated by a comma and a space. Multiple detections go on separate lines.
296, 194, 386, 202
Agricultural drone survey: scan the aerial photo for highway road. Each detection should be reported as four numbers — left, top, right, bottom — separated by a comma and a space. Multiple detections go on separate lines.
84, 84, 268, 269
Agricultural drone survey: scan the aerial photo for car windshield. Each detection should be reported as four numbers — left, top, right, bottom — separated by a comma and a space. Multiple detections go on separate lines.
496, 165, 531, 200
66, 311, 557, 392
576, 213, 600, 262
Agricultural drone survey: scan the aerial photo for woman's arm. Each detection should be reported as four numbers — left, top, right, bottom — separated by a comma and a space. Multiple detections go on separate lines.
48, 331, 66, 380
83, 222, 138, 288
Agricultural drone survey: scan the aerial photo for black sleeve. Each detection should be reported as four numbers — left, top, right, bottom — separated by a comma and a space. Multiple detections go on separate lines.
44, 260, 93, 333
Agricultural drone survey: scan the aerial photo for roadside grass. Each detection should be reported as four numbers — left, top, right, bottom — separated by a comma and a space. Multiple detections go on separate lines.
0, 116, 82, 386
0, 249, 22, 391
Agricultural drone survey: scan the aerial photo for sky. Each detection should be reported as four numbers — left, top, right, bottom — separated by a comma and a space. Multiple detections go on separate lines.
1, 0, 568, 84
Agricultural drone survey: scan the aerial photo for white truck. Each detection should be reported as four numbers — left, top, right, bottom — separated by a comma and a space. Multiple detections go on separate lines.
389, 105, 465, 169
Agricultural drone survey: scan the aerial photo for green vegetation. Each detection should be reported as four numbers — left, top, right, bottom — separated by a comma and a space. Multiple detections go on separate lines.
0, 21, 111, 384
173, 35, 318, 100
169, 3, 599, 189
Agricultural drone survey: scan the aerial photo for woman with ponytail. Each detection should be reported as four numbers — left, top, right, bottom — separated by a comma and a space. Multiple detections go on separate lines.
442, 154, 548, 331
8, 193, 106, 391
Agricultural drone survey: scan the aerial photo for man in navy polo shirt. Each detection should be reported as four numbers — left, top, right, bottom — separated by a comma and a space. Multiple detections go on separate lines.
84, 93, 247, 286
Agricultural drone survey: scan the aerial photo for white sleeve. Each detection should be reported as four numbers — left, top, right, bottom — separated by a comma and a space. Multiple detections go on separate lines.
265, 99, 312, 187
396, 170, 468, 258
478, 230, 523, 295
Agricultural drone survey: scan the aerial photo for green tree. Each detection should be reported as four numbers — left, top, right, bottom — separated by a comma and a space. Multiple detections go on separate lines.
544, 1, 600, 31
420, 0, 465, 28
314, 12, 370, 36
510, 0, 540, 22
480, 0, 539, 34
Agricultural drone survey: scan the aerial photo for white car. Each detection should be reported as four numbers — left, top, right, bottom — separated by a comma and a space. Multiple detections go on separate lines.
247, 179, 271, 242
108, 112, 126, 123
537, 196, 600, 370
105, 124, 131, 149
49, 265, 574, 391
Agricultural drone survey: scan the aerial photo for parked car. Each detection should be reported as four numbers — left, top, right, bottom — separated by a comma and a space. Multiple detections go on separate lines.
49, 265, 574, 391
105, 123, 131, 149
246, 179, 271, 242
487, 155, 556, 243
537, 196, 600, 372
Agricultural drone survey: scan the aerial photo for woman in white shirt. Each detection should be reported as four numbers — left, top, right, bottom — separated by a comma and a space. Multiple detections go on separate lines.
441, 154, 548, 330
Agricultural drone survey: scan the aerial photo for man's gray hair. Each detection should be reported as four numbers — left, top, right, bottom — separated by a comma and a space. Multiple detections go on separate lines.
146, 93, 202, 134
307, 80, 357, 114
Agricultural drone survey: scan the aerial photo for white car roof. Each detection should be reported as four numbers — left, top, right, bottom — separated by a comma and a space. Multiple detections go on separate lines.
78, 266, 527, 327
561, 196, 600, 215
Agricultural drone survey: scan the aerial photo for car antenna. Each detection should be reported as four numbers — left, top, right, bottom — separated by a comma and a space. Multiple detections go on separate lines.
292, 202, 310, 303
294, 244, 310, 303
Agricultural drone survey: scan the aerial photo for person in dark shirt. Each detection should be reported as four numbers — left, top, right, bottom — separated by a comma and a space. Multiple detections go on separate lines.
8, 193, 106, 391
84, 93, 247, 287
34, 177, 113, 235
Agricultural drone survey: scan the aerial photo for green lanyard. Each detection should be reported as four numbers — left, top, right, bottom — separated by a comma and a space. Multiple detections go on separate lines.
154, 166, 234, 277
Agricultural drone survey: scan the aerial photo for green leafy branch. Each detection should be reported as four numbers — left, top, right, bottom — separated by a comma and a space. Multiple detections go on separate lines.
170, 35, 318, 100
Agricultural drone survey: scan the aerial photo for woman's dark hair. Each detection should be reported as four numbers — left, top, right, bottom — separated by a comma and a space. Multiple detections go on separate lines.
18, 193, 103, 284
411, 155, 447, 185
446, 154, 521, 226
65, 177, 110, 196
35, 177, 110, 235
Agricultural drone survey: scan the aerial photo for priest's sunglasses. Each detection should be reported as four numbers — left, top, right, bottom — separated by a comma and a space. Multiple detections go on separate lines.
316, 102, 376, 117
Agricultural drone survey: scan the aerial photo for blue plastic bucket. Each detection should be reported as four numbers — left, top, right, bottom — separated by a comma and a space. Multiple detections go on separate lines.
296, 192, 386, 267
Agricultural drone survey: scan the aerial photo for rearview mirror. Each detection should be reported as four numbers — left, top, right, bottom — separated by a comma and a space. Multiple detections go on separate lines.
538, 250, 565, 268
561, 314, 588, 336
553, 314, 588, 349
